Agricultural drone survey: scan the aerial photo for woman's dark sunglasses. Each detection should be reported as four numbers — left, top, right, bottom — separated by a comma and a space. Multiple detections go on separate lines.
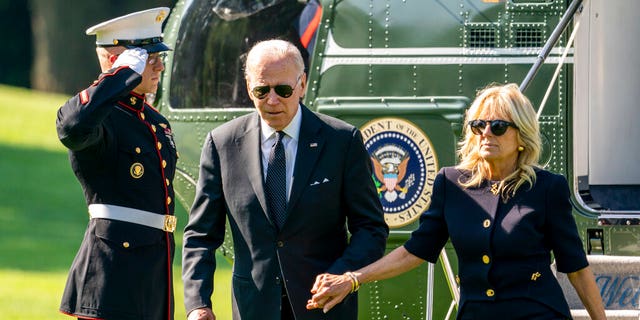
251, 75, 301, 99
468, 119, 517, 136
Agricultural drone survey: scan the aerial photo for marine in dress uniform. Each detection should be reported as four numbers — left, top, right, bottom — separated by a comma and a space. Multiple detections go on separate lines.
56, 8, 178, 320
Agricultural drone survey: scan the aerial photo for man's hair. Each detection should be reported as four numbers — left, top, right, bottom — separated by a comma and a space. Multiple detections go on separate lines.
244, 39, 304, 79
456, 83, 542, 200
95, 46, 125, 72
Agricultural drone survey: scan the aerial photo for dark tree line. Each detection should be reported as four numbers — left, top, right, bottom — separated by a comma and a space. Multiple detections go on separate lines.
1, 0, 175, 95
0, 1, 32, 88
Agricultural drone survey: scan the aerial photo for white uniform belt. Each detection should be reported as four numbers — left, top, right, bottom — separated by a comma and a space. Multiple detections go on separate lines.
88, 204, 177, 232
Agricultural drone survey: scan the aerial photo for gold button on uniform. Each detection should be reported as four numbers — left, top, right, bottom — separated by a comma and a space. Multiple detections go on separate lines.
162, 160, 167, 168
167, 197, 172, 205
166, 178, 170, 186
152, 125, 156, 132
122, 242, 130, 248
483, 219, 491, 228
157, 142, 162, 150
140, 113, 145, 120
482, 255, 490, 264
486, 289, 495, 297
135, 147, 141, 154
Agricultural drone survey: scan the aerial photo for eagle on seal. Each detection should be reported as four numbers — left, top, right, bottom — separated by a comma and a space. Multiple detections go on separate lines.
371, 146, 410, 202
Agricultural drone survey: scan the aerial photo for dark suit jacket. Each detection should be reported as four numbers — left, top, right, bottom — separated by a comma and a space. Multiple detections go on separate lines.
182, 105, 389, 320
404, 167, 588, 319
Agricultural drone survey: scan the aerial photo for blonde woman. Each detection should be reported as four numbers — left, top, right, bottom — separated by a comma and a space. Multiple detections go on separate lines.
307, 83, 606, 320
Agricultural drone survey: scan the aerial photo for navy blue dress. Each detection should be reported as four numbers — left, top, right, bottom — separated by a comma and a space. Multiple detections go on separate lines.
404, 167, 587, 319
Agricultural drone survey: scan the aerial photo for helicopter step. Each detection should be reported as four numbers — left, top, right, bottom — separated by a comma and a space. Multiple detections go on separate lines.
554, 255, 640, 320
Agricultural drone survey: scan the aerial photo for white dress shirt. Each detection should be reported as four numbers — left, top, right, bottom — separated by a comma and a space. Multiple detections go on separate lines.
260, 104, 301, 200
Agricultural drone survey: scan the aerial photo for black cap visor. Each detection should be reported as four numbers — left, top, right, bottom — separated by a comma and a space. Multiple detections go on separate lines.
130, 42, 171, 53
100, 37, 171, 53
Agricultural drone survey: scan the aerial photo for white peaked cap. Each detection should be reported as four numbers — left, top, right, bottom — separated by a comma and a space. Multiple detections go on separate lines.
85, 7, 171, 53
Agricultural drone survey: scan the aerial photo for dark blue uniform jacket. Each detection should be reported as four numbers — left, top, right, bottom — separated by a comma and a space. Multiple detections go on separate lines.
56, 66, 178, 320
404, 167, 588, 319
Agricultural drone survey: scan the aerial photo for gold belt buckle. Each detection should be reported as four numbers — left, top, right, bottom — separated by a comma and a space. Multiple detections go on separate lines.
163, 215, 177, 232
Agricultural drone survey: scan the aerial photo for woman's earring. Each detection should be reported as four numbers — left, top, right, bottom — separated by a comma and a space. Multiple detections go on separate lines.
518, 146, 524, 152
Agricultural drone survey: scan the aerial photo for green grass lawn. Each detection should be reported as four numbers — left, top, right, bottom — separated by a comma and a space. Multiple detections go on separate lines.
0, 85, 232, 319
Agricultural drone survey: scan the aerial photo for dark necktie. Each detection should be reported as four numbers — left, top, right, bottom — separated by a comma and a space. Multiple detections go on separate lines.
265, 131, 287, 229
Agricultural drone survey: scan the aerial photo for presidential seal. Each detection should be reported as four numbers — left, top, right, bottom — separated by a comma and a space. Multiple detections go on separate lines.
361, 118, 438, 228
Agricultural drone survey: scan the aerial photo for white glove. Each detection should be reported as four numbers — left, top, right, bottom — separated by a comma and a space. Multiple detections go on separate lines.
113, 47, 148, 75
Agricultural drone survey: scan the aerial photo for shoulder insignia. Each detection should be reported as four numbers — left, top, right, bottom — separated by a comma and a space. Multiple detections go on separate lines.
80, 89, 90, 105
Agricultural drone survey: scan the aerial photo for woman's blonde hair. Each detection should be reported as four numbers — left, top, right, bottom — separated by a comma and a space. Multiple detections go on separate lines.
456, 83, 541, 200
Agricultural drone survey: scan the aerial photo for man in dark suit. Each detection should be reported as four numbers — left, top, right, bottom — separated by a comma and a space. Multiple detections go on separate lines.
182, 39, 389, 320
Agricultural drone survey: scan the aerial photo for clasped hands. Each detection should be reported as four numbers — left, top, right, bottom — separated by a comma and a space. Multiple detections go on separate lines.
306, 272, 359, 313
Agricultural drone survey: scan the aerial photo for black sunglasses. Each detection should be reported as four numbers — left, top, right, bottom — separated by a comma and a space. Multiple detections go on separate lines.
251, 75, 301, 99
468, 119, 517, 136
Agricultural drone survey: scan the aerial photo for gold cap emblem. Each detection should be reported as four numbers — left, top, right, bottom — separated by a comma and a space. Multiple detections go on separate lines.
156, 11, 166, 23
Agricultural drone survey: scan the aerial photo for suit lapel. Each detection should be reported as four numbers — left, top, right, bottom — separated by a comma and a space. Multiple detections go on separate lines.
235, 113, 271, 223
287, 107, 324, 215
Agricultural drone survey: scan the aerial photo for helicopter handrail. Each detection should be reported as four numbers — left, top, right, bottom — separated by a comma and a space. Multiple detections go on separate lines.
520, 0, 584, 93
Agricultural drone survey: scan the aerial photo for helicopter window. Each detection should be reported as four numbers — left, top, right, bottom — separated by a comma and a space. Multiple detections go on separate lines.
168, 0, 307, 109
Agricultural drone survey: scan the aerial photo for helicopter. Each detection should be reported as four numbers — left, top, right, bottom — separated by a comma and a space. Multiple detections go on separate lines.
155, 0, 640, 318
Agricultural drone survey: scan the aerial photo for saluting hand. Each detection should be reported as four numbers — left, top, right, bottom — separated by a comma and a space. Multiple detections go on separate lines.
306, 273, 353, 313
112, 47, 148, 75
